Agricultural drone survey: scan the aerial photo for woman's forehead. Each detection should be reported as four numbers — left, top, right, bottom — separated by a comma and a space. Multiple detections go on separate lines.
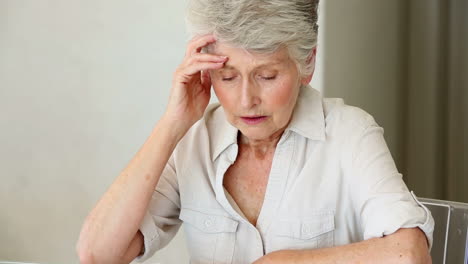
212, 42, 291, 69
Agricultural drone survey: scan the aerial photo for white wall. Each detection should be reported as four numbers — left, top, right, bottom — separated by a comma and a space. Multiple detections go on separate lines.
0, 1, 326, 263
310, 0, 325, 93
0, 1, 190, 263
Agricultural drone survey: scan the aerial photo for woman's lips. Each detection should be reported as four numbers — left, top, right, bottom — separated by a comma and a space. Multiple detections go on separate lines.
240, 116, 268, 125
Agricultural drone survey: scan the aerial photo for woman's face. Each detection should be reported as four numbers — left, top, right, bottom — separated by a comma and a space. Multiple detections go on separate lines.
210, 43, 311, 142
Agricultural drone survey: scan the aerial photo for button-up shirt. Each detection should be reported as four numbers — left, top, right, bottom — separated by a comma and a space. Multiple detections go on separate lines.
136, 85, 434, 264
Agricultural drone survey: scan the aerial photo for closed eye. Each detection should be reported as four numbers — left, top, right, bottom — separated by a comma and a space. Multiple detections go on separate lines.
261, 76, 276, 80
222, 76, 236, 81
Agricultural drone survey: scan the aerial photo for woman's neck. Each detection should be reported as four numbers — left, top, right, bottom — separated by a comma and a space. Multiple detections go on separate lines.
238, 127, 285, 160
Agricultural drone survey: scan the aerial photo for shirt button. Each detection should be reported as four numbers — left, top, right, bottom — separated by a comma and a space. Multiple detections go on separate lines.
204, 218, 213, 228
301, 224, 311, 235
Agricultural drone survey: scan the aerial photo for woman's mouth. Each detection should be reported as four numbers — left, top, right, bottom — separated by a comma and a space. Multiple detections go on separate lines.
240, 116, 268, 125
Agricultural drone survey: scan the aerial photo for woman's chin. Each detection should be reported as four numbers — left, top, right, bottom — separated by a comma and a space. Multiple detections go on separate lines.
229, 118, 281, 142
237, 127, 274, 142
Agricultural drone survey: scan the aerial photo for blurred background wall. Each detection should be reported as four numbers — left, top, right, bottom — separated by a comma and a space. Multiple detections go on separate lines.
0, 0, 466, 263
322, 0, 467, 202
0, 1, 191, 263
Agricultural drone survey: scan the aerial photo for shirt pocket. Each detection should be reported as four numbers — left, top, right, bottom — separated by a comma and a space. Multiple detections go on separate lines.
270, 211, 335, 251
180, 208, 239, 264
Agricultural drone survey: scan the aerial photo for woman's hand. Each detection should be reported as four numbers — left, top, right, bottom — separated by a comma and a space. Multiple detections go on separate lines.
163, 34, 228, 135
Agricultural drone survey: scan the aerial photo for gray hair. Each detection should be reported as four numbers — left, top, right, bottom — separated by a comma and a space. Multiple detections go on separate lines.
186, 0, 319, 77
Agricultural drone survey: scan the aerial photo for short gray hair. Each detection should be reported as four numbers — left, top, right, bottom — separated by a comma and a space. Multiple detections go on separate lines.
186, 0, 319, 77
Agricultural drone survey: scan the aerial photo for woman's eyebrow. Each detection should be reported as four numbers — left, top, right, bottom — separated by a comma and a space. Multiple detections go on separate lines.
222, 61, 283, 71
221, 65, 236, 70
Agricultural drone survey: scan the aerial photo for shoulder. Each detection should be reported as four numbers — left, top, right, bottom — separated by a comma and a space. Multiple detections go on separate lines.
322, 97, 379, 133
174, 103, 229, 161
318, 97, 383, 162
177, 103, 222, 145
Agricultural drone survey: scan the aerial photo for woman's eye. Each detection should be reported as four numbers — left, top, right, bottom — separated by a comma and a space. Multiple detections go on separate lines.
261, 76, 276, 80
222, 76, 235, 81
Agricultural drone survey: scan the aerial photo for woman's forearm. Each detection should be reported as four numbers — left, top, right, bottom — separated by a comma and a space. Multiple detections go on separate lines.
255, 228, 431, 264
76, 117, 184, 263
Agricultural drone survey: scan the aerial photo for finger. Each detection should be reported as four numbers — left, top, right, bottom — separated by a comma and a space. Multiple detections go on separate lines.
201, 70, 212, 91
186, 53, 227, 65
177, 62, 225, 80
186, 34, 217, 55
189, 34, 216, 54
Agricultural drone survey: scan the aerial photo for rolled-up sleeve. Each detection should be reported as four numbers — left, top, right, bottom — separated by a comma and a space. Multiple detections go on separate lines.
350, 117, 434, 249
135, 156, 182, 262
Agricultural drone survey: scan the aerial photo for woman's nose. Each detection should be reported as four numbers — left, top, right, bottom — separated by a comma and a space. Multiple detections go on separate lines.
240, 79, 261, 108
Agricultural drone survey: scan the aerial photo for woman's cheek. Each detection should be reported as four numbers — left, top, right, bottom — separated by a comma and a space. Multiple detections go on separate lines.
213, 82, 234, 108
213, 83, 239, 126
269, 80, 298, 107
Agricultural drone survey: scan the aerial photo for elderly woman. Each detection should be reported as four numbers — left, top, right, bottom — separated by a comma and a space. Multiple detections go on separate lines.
77, 0, 434, 263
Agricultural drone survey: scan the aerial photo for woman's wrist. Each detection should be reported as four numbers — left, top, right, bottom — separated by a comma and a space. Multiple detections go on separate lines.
158, 115, 192, 144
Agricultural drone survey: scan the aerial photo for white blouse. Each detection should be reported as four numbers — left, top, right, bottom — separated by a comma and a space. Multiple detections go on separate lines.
136, 85, 434, 264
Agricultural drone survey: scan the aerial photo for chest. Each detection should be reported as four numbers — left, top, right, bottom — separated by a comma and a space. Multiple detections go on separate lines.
222, 150, 274, 226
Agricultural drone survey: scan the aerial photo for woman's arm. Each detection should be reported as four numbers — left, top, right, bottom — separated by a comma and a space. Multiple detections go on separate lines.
255, 113, 432, 264
254, 227, 431, 264
122, 231, 144, 264
76, 118, 183, 264
76, 34, 228, 264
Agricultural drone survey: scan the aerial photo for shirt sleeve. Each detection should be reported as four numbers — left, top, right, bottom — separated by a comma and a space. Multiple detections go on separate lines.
134, 155, 182, 262
349, 116, 435, 250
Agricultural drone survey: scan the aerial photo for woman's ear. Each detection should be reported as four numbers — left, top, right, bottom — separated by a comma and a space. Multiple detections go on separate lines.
301, 46, 317, 85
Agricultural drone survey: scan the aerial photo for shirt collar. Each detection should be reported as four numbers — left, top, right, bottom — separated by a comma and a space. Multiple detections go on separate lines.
209, 85, 325, 161
209, 106, 239, 161
286, 85, 326, 141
